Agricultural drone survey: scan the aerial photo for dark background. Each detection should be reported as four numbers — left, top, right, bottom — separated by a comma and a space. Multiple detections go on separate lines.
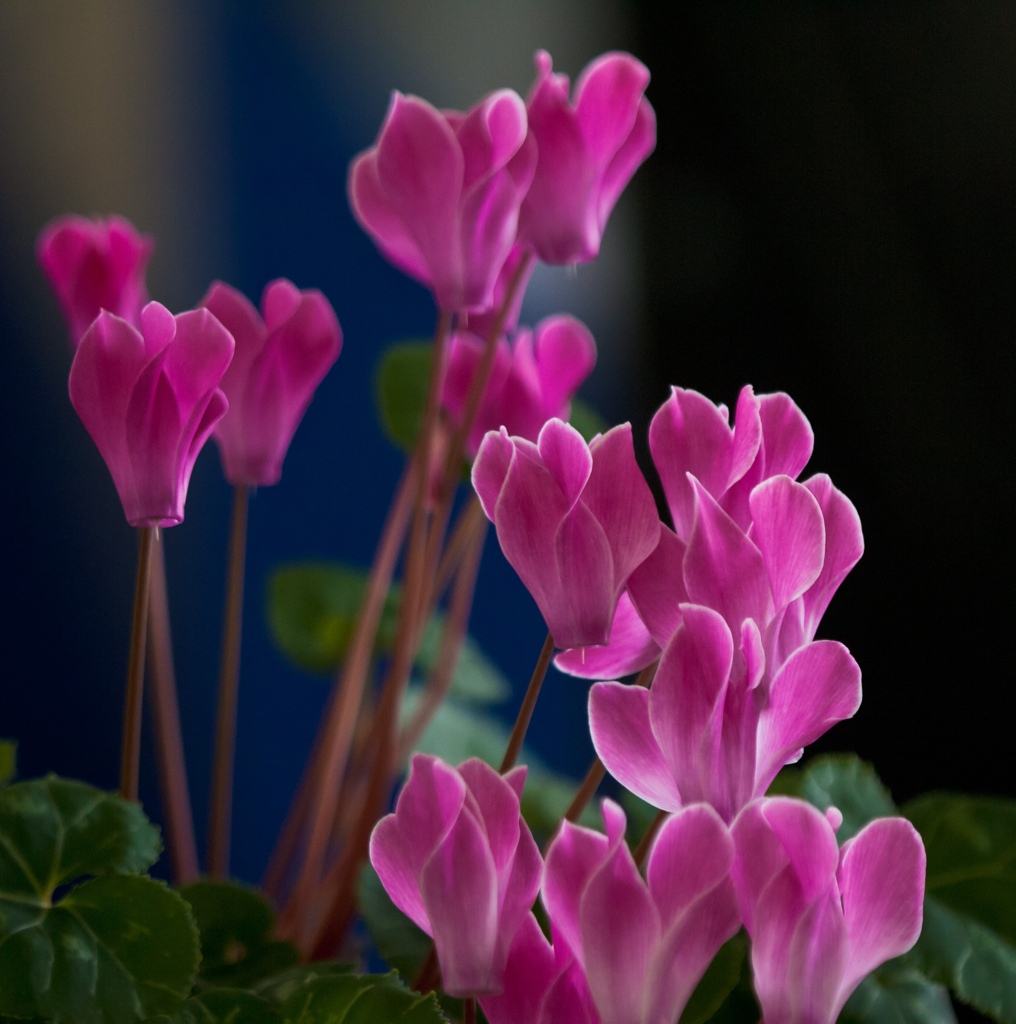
0, 7, 1011, 1019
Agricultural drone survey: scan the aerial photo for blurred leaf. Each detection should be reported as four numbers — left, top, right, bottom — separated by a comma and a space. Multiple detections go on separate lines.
268, 564, 508, 705
253, 963, 355, 1006
146, 987, 280, 1024
376, 342, 433, 453
901, 794, 1016, 1021
679, 932, 747, 1024
278, 970, 447, 1024
568, 397, 609, 443
357, 865, 431, 984
840, 962, 957, 1024
0, 741, 15, 787
798, 754, 897, 841
180, 880, 298, 990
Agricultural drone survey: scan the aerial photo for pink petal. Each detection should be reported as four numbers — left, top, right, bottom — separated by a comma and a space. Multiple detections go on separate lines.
478, 914, 557, 1024
201, 281, 266, 403
552, 501, 616, 648
537, 419, 592, 508
456, 89, 529, 191
533, 315, 597, 417
573, 52, 650, 171
589, 681, 682, 811
758, 391, 814, 480
684, 478, 771, 632
837, 818, 925, 996
472, 428, 516, 520
755, 641, 862, 792
539, 959, 599, 1024
421, 810, 500, 996
458, 758, 522, 876
495, 823, 544, 979
627, 523, 689, 648
597, 97, 656, 230
749, 475, 826, 612
554, 591, 661, 680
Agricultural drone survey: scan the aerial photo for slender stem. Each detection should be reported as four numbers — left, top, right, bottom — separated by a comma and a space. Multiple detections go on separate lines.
412, 945, 440, 994
464, 998, 477, 1024
146, 535, 199, 882
564, 759, 607, 823
120, 526, 155, 801
500, 631, 554, 773
208, 484, 250, 879
633, 808, 668, 868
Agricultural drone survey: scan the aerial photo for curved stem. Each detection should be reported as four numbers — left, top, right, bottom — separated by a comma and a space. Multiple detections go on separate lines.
120, 526, 155, 801
500, 631, 554, 773
633, 808, 668, 868
208, 484, 250, 879
146, 535, 199, 882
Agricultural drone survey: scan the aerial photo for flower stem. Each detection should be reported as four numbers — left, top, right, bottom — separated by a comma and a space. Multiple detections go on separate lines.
208, 484, 250, 879
634, 808, 668, 867
564, 758, 607, 823
120, 526, 155, 801
146, 534, 199, 882
500, 631, 554, 773
412, 945, 441, 994
464, 997, 477, 1024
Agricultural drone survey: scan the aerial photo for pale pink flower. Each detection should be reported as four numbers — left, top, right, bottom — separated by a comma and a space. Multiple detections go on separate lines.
349, 89, 536, 312
369, 755, 542, 998
442, 314, 596, 458
732, 798, 925, 1024
200, 279, 342, 486
517, 51, 656, 264
68, 302, 233, 527
37, 214, 153, 345
472, 419, 659, 650
541, 800, 740, 1024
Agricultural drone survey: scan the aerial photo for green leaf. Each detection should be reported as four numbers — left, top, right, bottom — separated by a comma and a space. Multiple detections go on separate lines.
905, 897, 1016, 1022
839, 962, 957, 1024
679, 932, 747, 1024
253, 963, 355, 1006
279, 971, 447, 1024
799, 754, 897, 841
0, 742, 15, 787
146, 987, 281, 1024
567, 397, 609, 443
376, 342, 433, 453
0, 875, 199, 1023
180, 880, 298, 989
268, 564, 509, 705
357, 865, 430, 983
904, 794, 1016, 947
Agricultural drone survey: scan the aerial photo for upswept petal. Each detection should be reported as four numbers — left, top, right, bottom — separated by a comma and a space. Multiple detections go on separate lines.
597, 98, 656, 229
758, 391, 814, 480
456, 89, 529, 191
589, 681, 681, 811
574, 52, 650, 169
458, 759, 523, 875
749, 475, 826, 612
479, 914, 558, 1024
777, 891, 849, 1024
554, 591, 661, 679
755, 641, 862, 793
582, 423, 660, 590
421, 809, 500, 996
627, 523, 688, 648
580, 805, 660, 1024
538, 418, 592, 508
139, 300, 178, 360
837, 818, 925, 995
553, 502, 616, 648
158, 308, 234, 410
472, 428, 516, 520
649, 605, 734, 811
534, 315, 597, 416
201, 282, 266, 398
543, 818, 611, 964
684, 478, 770, 633
495, 822, 544, 979
539, 960, 600, 1024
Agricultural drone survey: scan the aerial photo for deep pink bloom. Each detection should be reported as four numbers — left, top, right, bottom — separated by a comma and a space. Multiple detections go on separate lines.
472, 419, 659, 649
541, 800, 739, 1024
461, 243, 535, 342
68, 302, 233, 527
517, 51, 656, 264
199, 279, 342, 486
349, 89, 536, 312
37, 215, 154, 345
442, 314, 596, 458
732, 798, 926, 1024
555, 386, 862, 679
369, 754, 542, 998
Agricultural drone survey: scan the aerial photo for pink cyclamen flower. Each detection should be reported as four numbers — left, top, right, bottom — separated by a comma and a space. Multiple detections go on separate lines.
69, 302, 233, 527
517, 51, 656, 264
540, 800, 740, 1024
472, 419, 659, 650
199, 279, 342, 486
369, 754, 542, 998
37, 215, 154, 345
732, 798, 925, 1024
349, 88, 536, 312
442, 314, 597, 458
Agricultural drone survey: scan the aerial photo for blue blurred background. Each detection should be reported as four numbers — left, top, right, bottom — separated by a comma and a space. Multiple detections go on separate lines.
0, 2, 1012, 943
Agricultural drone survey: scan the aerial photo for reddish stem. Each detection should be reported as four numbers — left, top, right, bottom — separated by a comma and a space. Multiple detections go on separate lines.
500, 631, 555, 773
120, 526, 155, 801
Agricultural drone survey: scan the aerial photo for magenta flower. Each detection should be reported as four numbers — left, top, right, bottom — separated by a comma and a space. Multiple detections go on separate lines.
461, 243, 535, 341
732, 798, 926, 1024
369, 754, 542, 997
349, 89, 536, 312
199, 279, 342, 487
517, 51, 656, 264
541, 800, 740, 1024
442, 314, 596, 458
472, 419, 659, 650
68, 302, 233, 527
37, 214, 154, 345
